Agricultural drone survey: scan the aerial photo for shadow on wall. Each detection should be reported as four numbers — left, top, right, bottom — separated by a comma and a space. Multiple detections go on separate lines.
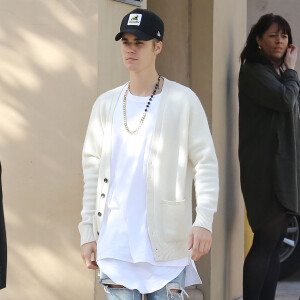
0, 1, 98, 299
222, 25, 242, 300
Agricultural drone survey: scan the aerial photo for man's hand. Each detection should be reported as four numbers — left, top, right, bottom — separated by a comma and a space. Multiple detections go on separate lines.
81, 241, 98, 270
188, 226, 212, 261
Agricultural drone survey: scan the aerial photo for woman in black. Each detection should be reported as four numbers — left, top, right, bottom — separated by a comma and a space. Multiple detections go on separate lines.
239, 14, 299, 300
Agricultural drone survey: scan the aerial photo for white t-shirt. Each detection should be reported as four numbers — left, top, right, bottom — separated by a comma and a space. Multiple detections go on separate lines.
97, 84, 201, 293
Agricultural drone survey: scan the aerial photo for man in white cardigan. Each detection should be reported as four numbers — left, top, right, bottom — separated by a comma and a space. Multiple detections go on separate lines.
79, 8, 219, 300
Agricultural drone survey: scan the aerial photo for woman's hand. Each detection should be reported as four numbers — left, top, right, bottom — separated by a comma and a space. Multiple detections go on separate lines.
284, 44, 298, 70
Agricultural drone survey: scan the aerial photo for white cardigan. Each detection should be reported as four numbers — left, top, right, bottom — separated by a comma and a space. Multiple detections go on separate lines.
79, 78, 219, 261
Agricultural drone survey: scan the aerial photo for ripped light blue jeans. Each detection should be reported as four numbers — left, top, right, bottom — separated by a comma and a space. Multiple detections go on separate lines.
99, 268, 188, 300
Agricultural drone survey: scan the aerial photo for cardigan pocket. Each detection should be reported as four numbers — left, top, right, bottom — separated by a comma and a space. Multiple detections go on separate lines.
161, 200, 187, 242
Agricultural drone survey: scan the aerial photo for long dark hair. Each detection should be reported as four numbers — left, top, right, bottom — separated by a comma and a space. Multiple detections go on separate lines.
240, 13, 293, 65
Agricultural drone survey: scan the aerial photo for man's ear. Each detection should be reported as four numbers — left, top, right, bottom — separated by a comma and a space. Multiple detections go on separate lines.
155, 41, 163, 55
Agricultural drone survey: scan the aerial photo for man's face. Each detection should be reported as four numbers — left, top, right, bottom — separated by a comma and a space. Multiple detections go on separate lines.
121, 32, 162, 73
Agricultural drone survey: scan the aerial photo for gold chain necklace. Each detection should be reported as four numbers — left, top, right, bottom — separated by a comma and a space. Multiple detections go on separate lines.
123, 75, 161, 134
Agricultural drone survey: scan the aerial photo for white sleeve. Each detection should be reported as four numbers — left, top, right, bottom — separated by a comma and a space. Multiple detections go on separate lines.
78, 97, 103, 245
188, 90, 219, 232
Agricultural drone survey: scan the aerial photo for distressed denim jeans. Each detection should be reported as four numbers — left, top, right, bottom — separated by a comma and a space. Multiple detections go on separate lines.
99, 268, 188, 300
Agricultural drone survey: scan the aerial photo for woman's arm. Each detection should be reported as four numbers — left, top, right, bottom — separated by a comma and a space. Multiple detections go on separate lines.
239, 63, 299, 112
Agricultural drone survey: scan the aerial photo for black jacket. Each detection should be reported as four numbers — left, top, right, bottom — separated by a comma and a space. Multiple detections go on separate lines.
0, 162, 7, 289
238, 62, 300, 231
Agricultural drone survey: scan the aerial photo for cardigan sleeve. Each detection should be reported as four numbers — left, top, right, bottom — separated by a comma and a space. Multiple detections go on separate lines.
78, 96, 104, 245
187, 90, 219, 232
239, 63, 300, 112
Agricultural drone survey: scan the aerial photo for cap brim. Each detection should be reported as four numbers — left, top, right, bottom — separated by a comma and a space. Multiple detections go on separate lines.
115, 29, 153, 41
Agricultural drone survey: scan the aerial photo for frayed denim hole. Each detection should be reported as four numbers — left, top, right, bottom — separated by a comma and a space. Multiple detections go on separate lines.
102, 284, 129, 295
166, 283, 189, 299
103, 285, 111, 294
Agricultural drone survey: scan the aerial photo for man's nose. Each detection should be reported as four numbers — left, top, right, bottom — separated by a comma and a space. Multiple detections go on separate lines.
127, 44, 135, 53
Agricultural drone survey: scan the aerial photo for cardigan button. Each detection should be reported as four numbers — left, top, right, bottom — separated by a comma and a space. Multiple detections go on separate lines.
97, 231, 99, 235
98, 212, 102, 217
101, 193, 105, 198
104, 178, 108, 183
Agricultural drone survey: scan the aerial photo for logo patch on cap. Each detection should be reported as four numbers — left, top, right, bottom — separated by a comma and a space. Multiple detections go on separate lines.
157, 31, 161, 37
127, 14, 142, 26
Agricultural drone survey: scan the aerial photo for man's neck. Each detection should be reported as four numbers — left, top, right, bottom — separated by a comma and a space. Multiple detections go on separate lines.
129, 71, 162, 97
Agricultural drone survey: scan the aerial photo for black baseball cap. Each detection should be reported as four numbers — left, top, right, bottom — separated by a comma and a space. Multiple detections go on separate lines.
115, 9, 164, 42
